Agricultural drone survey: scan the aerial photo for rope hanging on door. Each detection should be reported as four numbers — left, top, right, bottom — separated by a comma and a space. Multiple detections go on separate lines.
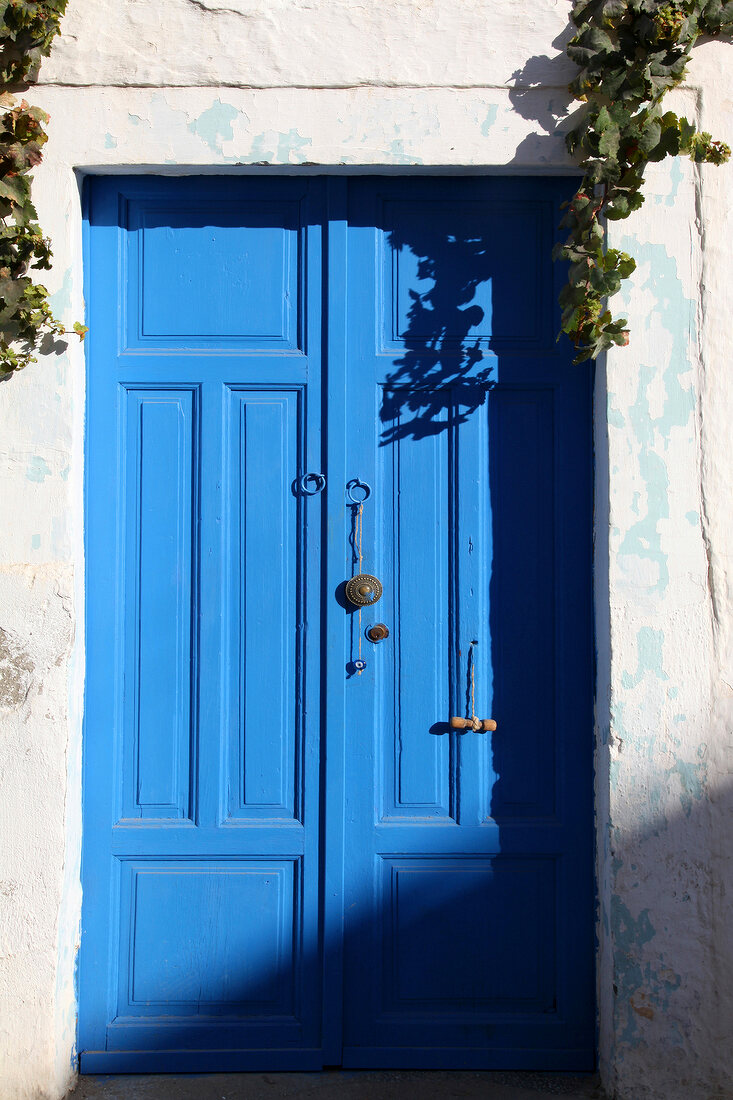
344, 478, 382, 675
356, 504, 364, 675
470, 640, 477, 723
450, 640, 497, 733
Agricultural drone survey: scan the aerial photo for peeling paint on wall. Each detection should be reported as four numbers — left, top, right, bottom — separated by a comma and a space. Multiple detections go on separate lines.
187, 98, 238, 156
26, 456, 52, 483
0, 626, 34, 708
622, 628, 669, 689
614, 240, 696, 599
480, 104, 498, 135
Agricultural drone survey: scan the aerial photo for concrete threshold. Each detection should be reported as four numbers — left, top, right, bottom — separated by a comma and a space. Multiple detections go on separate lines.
69, 1070, 606, 1100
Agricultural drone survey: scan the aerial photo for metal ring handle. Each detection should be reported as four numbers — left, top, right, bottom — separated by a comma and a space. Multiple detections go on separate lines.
299, 472, 326, 496
346, 478, 371, 505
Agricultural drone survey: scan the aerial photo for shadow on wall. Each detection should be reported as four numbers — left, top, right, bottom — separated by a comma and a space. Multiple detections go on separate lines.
597, 761, 733, 1096
506, 22, 584, 167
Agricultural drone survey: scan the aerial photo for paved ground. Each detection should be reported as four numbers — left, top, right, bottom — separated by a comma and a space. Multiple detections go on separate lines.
69, 1071, 606, 1100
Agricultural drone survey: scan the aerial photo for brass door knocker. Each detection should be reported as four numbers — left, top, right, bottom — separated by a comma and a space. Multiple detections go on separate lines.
345, 573, 383, 607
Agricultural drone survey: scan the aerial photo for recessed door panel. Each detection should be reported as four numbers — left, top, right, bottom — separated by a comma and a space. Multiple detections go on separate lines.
380, 857, 556, 1012
118, 860, 297, 1015
377, 404, 451, 820
120, 387, 197, 821
223, 388, 302, 823
125, 197, 302, 349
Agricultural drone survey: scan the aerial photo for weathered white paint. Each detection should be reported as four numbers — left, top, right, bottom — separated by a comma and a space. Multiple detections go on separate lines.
41, 0, 578, 90
0, 3, 730, 1097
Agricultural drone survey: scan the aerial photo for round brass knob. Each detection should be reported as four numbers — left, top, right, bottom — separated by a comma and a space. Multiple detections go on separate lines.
345, 573, 383, 607
366, 623, 390, 643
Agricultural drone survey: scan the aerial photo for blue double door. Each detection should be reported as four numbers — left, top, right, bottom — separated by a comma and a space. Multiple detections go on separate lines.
80, 175, 594, 1072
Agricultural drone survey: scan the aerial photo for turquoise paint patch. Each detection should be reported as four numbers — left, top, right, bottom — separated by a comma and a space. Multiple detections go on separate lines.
31, 534, 40, 550
672, 713, 686, 723
668, 757, 705, 816
617, 237, 696, 595
685, 510, 699, 526
187, 99, 238, 156
607, 404, 624, 428
481, 105, 498, 136
609, 700, 652, 786
276, 129, 312, 164
665, 157, 683, 207
622, 626, 669, 689
26, 456, 51, 483
388, 138, 423, 165
104, 132, 117, 150
49, 268, 72, 319
611, 899, 659, 1044
243, 128, 313, 165
612, 899, 655, 951
248, 132, 275, 162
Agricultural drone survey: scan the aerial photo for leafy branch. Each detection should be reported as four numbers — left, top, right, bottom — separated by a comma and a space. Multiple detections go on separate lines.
558, 0, 733, 362
0, 0, 85, 379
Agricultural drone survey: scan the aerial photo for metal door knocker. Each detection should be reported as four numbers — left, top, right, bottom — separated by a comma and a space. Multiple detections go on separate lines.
345, 573, 383, 607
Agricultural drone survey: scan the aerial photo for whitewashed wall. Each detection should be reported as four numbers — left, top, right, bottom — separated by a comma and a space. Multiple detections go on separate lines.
0, 3, 730, 1097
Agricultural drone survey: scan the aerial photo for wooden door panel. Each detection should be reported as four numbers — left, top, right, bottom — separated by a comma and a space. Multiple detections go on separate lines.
81, 177, 324, 1072
223, 387, 303, 823
377, 404, 452, 820
120, 386, 197, 821
341, 177, 594, 1069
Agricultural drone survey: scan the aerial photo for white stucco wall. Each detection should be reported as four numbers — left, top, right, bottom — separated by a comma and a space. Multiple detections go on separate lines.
0, 3, 730, 1098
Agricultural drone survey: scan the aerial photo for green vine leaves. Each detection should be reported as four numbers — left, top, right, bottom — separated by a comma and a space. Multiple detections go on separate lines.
559, 0, 732, 362
0, 0, 85, 378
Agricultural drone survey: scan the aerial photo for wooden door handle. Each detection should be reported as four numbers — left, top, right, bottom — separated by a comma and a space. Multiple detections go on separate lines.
450, 716, 497, 733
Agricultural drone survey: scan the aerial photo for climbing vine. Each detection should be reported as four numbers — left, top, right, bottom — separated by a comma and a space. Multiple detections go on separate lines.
0, 0, 85, 378
558, 0, 732, 362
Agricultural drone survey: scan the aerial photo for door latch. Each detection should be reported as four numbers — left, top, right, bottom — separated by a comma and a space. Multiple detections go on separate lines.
450, 716, 497, 733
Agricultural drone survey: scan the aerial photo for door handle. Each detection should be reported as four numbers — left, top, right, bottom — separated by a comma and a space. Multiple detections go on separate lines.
450, 716, 497, 733
299, 472, 326, 495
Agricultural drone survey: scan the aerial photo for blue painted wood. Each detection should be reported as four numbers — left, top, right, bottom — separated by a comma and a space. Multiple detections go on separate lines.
81, 177, 326, 1071
80, 175, 593, 1073
340, 177, 594, 1069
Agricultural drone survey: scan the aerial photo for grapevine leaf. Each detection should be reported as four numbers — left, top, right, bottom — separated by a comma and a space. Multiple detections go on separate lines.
558, 0, 731, 358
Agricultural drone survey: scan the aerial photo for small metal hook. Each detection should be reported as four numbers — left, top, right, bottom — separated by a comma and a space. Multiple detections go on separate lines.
346, 478, 371, 506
